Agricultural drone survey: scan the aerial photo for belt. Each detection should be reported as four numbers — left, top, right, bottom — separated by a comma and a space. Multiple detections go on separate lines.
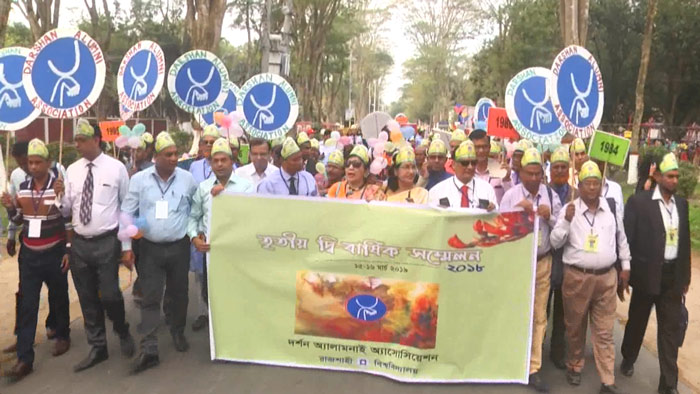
664, 259, 677, 264
74, 227, 118, 241
567, 264, 614, 275
142, 236, 189, 246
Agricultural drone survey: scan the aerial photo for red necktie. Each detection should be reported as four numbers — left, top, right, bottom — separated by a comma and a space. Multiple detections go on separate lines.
460, 185, 469, 207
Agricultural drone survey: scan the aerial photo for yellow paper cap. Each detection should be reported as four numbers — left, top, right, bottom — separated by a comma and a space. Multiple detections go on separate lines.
428, 139, 447, 156
281, 137, 301, 159
451, 129, 467, 142
659, 153, 679, 173
454, 140, 477, 161
211, 138, 233, 157
490, 141, 501, 155
327, 150, 344, 167
271, 137, 285, 148
297, 132, 310, 146
570, 138, 586, 154
75, 118, 95, 137
141, 132, 154, 145
202, 125, 220, 139
394, 147, 416, 166
419, 138, 431, 147
310, 138, 320, 150
155, 132, 176, 153
349, 145, 370, 165
514, 139, 533, 152
579, 160, 602, 182
229, 136, 240, 149
521, 147, 542, 167
27, 138, 48, 159
550, 146, 570, 163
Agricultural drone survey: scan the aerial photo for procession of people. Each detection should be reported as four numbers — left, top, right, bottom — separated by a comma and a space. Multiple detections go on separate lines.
0, 120, 691, 394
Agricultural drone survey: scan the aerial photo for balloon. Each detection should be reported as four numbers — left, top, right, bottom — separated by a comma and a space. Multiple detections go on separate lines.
128, 136, 142, 149
115, 135, 129, 148
119, 212, 133, 226
390, 130, 403, 143
118, 125, 131, 136
339, 136, 352, 146
117, 230, 131, 243
386, 120, 401, 133
335, 142, 345, 151
315, 162, 326, 175
366, 138, 378, 147
125, 225, 139, 238
220, 113, 233, 129
330, 131, 341, 140
369, 160, 383, 175
230, 108, 245, 122
374, 142, 385, 154
229, 123, 244, 138
378, 132, 389, 142
373, 148, 384, 159
132, 123, 146, 135
213, 112, 225, 125
400, 126, 414, 140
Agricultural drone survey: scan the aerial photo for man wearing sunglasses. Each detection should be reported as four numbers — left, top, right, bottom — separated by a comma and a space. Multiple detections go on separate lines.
428, 140, 497, 211
500, 148, 562, 393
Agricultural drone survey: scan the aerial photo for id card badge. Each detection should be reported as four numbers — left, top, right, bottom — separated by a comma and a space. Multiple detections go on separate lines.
155, 200, 169, 219
584, 233, 599, 253
28, 219, 42, 238
667, 228, 679, 246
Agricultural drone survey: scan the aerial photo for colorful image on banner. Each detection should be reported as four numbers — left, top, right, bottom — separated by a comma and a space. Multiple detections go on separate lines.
295, 271, 439, 349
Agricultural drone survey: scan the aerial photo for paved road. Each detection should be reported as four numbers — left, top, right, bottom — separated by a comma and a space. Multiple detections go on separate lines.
0, 276, 693, 394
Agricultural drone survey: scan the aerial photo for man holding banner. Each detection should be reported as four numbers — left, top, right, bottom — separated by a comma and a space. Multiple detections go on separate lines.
59, 120, 135, 372
121, 132, 198, 374
500, 148, 561, 393
551, 161, 631, 394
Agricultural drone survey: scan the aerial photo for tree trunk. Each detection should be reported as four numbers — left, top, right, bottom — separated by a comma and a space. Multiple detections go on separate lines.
630, 0, 658, 155
17, 0, 61, 41
559, 0, 588, 46
0, 0, 11, 47
185, 0, 228, 52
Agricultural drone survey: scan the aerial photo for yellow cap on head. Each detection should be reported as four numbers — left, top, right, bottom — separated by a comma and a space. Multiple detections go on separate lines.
28, 138, 48, 159
659, 153, 679, 174
394, 147, 416, 166
570, 138, 586, 154
428, 139, 448, 156
297, 132, 310, 146
550, 146, 570, 164
202, 125, 220, 139
451, 129, 467, 143
454, 140, 477, 161
155, 132, 176, 153
281, 137, 300, 159
349, 145, 370, 165
579, 160, 602, 182
211, 138, 233, 157
327, 150, 344, 167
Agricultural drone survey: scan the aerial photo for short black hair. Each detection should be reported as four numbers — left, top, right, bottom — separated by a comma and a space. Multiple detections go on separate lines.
12, 141, 28, 157
468, 129, 489, 143
249, 138, 270, 151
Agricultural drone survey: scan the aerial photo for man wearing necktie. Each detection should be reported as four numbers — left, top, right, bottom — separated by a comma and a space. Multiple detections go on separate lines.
428, 140, 497, 210
121, 132, 198, 374
257, 137, 318, 197
59, 119, 135, 372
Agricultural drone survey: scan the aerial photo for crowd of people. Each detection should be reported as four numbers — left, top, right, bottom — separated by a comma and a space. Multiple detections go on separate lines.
0, 120, 690, 394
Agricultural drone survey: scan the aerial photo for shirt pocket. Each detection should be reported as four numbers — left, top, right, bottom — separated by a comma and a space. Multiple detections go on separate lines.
166, 190, 190, 213
94, 183, 117, 206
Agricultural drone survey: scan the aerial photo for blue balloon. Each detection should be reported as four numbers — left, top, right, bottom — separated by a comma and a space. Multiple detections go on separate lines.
400, 126, 414, 140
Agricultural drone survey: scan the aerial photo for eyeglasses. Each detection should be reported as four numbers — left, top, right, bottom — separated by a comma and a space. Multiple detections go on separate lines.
457, 160, 478, 167
346, 160, 364, 169
202, 139, 216, 146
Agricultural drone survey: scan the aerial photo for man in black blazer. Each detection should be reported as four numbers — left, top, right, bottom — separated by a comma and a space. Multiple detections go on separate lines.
620, 153, 691, 394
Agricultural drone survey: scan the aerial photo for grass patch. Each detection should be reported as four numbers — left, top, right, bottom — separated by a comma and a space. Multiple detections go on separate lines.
690, 202, 700, 251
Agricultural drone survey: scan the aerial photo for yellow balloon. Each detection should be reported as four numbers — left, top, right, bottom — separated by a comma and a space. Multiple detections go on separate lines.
213, 112, 225, 126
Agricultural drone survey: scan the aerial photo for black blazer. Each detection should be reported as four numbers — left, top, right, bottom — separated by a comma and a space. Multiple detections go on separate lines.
623, 190, 691, 295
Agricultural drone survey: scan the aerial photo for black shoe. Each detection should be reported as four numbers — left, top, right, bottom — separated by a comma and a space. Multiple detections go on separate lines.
191, 315, 208, 332
658, 388, 679, 394
550, 356, 566, 370
5, 360, 33, 382
120, 333, 136, 358
620, 358, 634, 377
131, 353, 159, 375
46, 328, 57, 340
600, 383, 626, 394
73, 347, 108, 372
172, 333, 189, 352
527, 372, 550, 393
566, 370, 581, 386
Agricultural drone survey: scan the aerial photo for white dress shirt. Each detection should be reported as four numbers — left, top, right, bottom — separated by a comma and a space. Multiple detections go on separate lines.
500, 183, 561, 257
428, 175, 498, 210
652, 186, 679, 261
235, 162, 278, 188
62, 153, 129, 239
550, 197, 631, 270
602, 178, 624, 216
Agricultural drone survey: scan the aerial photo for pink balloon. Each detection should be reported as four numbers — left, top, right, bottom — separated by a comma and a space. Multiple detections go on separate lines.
119, 212, 133, 226
115, 135, 129, 148
378, 132, 389, 142
128, 136, 142, 149
367, 138, 378, 147
220, 114, 233, 129
230, 108, 245, 122
117, 230, 131, 243
373, 148, 383, 159
339, 136, 352, 145
386, 120, 400, 133
125, 224, 139, 238
369, 160, 383, 175
374, 142, 385, 154
229, 123, 244, 138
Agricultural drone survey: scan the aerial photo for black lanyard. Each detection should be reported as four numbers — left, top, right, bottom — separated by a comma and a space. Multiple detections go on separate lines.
30, 177, 50, 213
453, 178, 476, 207
582, 205, 597, 233
345, 180, 367, 199
152, 173, 176, 199
280, 168, 298, 195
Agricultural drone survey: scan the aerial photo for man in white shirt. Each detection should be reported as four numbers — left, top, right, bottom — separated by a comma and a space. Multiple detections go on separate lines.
500, 148, 561, 393
428, 140, 497, 211
57, 119, 135, 373
235, 138, 277, 188
470, 129, 511, 204
550, 161, 631, 394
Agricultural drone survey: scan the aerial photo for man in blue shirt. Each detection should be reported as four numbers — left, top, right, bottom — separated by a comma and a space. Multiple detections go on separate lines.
421, 139, 451, 190
258, 137, 318, 197
187, 138, 254, 332
121, 132, 197, 374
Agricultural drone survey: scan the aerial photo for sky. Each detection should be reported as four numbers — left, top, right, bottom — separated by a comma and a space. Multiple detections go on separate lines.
7, 1, 496, 106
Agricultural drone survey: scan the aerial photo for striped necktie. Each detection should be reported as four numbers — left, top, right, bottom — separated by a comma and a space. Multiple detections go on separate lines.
80, 163, 94, 225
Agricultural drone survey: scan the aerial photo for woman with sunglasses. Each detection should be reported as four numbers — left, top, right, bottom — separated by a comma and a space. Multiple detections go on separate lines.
327, 145, 385, 201
385, 147, 429, 204
428, 140, 497, 211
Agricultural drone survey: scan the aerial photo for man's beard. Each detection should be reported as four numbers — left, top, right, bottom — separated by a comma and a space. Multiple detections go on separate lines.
552, 173, 569, 185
